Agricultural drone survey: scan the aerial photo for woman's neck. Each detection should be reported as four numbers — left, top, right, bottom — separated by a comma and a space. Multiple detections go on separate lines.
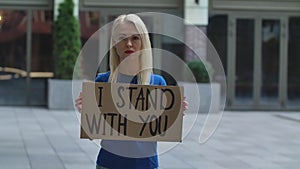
118, 63, 139, 76
118, 57, 140, 76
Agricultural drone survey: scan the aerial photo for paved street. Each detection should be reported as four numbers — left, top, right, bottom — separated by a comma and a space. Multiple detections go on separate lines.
0, 106, 300, 169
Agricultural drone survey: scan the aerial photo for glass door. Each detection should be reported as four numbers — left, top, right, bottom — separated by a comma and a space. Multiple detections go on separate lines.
261, 19, 280, 106
228, 15, 286, 109
234, 18, 255, 106
287, 17, 300, 108
0, 10, 28, 105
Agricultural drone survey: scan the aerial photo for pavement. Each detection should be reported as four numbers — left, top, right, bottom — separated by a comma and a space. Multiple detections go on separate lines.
0, 106, 300, 169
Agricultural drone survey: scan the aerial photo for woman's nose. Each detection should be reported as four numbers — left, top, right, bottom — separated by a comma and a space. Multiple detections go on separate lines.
126, 39, 132, 47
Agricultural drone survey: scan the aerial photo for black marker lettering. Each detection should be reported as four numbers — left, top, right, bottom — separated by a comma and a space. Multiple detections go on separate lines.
127, 87, 138, 109
98, 87, 103, 107
102, 114, 107, 135
85, 114, 101, 134
139, 115, 150, 136
149, 115, 158, 136
107, 113, 117, 136
117, 86, 125, 108
118, 114, 127, 136
160, 88, 175, 110
146, 88, 157, 110
135, 88, 145, 110
160, 115, 168, 136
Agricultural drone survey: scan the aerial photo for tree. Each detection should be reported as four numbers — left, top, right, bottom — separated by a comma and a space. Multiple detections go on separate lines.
53, 0, 81, 79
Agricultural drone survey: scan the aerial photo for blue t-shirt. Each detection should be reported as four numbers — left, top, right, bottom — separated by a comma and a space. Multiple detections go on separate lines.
95, 72, 166, 169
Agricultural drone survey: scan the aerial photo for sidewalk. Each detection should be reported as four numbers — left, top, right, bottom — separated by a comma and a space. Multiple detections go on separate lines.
0, 107, 299, 169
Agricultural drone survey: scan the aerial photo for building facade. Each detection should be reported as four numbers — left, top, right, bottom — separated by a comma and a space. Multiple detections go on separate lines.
0, 0, 299, 110
209, 0, 300, 110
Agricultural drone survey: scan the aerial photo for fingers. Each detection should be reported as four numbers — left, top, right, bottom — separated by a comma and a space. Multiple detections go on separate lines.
182, 96, 189, 112
75, 97, 82, 105
75, 92, 83, 113
181, 96, 188, 117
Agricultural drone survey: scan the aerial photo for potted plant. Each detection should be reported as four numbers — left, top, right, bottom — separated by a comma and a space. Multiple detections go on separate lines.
48, 0, 82, 109
180, 60, 220, 113
187, 60, 214, 83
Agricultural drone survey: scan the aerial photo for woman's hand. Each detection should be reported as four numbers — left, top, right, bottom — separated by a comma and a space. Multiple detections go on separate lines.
75, 92, 83, 113
182, 96, 189, 115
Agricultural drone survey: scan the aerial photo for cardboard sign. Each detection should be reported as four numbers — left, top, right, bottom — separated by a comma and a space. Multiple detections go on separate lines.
80, 82, 184, 142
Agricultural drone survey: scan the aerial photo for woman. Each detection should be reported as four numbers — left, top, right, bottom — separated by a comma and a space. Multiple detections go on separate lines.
76, 14, 188, 169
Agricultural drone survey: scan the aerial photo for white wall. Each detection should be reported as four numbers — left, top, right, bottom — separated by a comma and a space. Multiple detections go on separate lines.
184, 0, 209, 25
211, 0, 300, 12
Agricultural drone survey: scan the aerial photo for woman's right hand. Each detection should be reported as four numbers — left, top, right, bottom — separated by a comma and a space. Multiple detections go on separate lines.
75, 92, 83, 113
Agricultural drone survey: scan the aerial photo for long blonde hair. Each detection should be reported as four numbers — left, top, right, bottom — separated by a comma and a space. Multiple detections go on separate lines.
108, 14, 152, 85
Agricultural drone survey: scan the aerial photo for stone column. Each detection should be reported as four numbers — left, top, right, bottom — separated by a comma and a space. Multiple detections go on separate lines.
184, 0, 209, 62
185, 25, 207, 62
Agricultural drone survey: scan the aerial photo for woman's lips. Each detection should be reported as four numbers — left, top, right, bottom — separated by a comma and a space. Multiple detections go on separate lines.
125, 50, 134, 54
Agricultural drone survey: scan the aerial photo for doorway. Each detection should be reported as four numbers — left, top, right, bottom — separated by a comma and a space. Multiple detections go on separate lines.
226, 14, 291, 110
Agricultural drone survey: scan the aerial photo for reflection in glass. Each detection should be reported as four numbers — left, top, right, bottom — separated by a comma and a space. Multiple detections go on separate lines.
0, 10, 27, 105
79, 11, 101, 78
288, 17, 300, 106
207, 15, 227, 74
79, 11, 100, 45
31, 10, 53, 72
235, 19, 254, 104
31, 10, 54, 105
261, 20, 280, 103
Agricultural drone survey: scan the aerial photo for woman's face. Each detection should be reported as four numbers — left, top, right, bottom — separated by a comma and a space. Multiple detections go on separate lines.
114, 22, 142, 62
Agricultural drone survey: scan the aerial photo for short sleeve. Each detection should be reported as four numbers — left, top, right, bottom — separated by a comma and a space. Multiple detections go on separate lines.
151, 74, 167, 86
95, 72, 110, 82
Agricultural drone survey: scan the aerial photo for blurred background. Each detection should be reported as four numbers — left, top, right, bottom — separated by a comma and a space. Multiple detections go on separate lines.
1, 1, 300, 169
0, 0, 299, 111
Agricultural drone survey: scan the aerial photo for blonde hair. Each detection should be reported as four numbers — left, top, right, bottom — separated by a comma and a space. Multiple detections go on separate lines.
108, 14, 152, 85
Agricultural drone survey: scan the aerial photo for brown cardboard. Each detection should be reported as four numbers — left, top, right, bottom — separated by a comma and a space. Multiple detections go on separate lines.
80, 82, 184, 142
